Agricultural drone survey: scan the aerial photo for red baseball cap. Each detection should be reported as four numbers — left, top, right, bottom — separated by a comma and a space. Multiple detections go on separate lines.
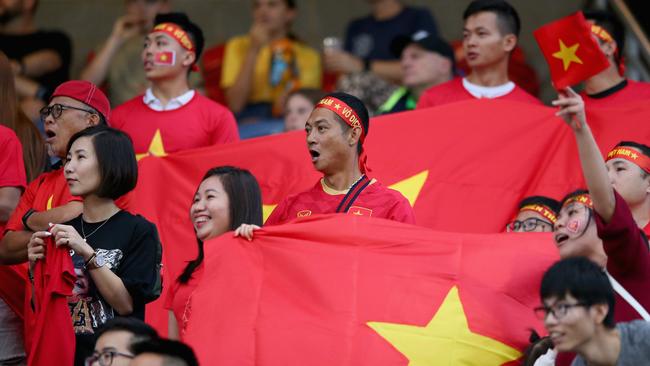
50, 80, 111, 123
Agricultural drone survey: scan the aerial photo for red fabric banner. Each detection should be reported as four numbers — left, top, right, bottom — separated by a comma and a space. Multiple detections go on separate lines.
534, 12, 610, 89
131, 99, 650, 334
184, 215, 560, 365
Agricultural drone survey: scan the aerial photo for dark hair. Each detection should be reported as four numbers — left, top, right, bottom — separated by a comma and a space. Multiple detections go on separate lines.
463, 0, 521, 37
583, 10, 624, 64
323, 92, 370, 155
66, 125, 138, 199
177, 166, 263, 284
540, 257, 615, 328
131, 338, 198, 366
154, 12, 205, 64
518, 195, 561, 215
95, 317, 158, 344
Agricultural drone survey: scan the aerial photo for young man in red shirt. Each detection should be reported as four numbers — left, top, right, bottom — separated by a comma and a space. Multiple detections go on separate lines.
111, 13, 238, 159
580, 11, 650, 108
417, 0, 539, 109
0, 80, 109, 264
235, 92, 415, 238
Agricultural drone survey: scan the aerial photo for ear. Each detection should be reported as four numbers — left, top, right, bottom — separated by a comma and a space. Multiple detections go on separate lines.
181, 50, 197, 68
503, 34, 517, 53
348, 125, 362, 147
591, 303, 609, 325
87, 114, 102, 127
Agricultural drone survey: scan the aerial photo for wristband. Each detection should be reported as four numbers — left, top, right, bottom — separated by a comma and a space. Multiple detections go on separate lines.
22, 209, 37, 232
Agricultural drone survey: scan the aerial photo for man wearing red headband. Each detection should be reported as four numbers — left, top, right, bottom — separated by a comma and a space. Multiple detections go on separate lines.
235, 92, 415, 238
0, 80, 111, 264
111, 13, 238, 159
506, 195, 559, 233
552, 87, 650, 324
580, 11, 650, 108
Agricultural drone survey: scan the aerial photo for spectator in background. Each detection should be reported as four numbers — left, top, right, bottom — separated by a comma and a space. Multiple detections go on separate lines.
111, 12, 238, 159
166, 166, 263, 340
534, 257, 650, 365
130, 339, 198, 366
222, 0, 321, 136
86, 317, 158, 366
506, 195, 560, 233
27, 126, 162, 365
0, 51, 47, 183
0, 0, 72, 122
80, 0, 203, 107
284, 88, 326, 131
325, 0, 437, 84
377, 30, 454, 115
417, 0, 539, 109
580, 10, 650, 108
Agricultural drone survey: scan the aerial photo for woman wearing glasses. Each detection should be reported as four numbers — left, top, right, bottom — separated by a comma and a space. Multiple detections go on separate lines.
165, 166, 263, 340
27, 126, 162, 365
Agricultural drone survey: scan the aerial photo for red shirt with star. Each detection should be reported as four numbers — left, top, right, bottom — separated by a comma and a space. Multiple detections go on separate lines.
110, 92, 239, 156
265, 179, 416, 226
416, 78, 540, 109
581, 79, 650, 108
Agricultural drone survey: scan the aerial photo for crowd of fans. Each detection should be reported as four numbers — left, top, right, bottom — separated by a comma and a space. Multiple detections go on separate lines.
1, 0, 650, 365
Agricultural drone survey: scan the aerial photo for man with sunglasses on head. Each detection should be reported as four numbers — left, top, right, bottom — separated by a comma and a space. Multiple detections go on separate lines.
0, 80, 109, 265
506, 195, 560, 233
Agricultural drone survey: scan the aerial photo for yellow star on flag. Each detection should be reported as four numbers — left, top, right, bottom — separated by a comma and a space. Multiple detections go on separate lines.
136, 129, 168, 161
552, 39, 583, 71
367, 286, 521, 365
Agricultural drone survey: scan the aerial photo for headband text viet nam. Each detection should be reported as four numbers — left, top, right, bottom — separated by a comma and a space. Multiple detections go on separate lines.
519, 204, 558, 224
315, 97, 370, 173
606, 146, 650, 174
563, 194, 593, 209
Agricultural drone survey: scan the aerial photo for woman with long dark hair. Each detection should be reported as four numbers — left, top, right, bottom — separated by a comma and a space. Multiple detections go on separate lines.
165, 166, 263, 339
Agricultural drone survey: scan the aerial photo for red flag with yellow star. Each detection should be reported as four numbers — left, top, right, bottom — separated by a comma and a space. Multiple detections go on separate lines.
183, 214, 559, 365
534, 12, 609, 89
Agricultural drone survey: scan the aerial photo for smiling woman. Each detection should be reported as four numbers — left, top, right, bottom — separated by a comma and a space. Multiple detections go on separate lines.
165, 166, 263, 340
26, 125, 162, 366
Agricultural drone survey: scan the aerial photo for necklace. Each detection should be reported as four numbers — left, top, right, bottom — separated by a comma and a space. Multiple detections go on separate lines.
81, 214, 114, 241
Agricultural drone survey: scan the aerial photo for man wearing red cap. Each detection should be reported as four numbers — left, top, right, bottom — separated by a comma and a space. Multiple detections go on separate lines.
111, 13, 238, 159
417, 0, 539, 109
580, 11, 650, 108
0, 80, 109, 264
235, 92, 415, 239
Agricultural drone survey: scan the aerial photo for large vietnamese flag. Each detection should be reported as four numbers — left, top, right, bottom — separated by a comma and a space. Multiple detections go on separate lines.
132, 99, 650, 332
184, 214, 559, 365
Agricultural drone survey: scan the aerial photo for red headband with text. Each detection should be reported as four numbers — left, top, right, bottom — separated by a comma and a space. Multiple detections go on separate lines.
606, 146, 650, 174
563, 194, 593, 209
590, 24, 624, 75
152, 23, 198, 71
519, 204, 558, 224
316, 97, 370, 173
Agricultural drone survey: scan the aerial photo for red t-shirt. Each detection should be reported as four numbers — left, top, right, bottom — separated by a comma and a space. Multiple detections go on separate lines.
266, 179, 416, 226
110, 93, 239, 156
596, 191, 650, 322
581, 80, 650, 109
4, 167, 79, 233
416, 77, 540, 109
164, 263, 204, 340
0, 126, 27, 235
25, 236, 76, 366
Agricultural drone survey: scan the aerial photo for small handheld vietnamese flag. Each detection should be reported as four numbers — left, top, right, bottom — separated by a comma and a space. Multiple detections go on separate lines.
534, 12, 610, 89
154, 51, 176, 66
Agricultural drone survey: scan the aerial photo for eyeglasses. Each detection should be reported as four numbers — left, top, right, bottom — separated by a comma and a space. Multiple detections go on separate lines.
84, 350, 134, 366
534, 302, 589, 320
506, 218, 553, 232
39, 103, 96, 122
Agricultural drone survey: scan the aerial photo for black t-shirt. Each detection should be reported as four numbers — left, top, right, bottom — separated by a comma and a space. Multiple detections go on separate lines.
0, 30, 72, 91
66, 210, 161, 365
